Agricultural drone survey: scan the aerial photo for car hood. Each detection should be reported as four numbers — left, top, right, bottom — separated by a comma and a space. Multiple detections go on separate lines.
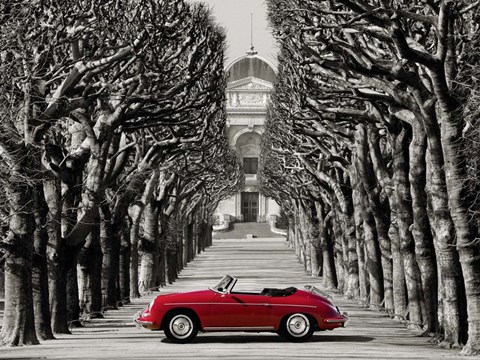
154, 289, 214, 302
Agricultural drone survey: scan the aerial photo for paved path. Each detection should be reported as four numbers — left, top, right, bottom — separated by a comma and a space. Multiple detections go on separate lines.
2, 238, 467, 359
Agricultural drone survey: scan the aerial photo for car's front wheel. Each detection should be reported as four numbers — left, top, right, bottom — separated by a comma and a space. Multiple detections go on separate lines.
163, 312, 198, 343
279, 313, 314, 342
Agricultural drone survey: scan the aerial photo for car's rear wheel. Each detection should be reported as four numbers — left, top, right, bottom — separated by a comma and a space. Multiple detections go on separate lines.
280, 313, 314, 342
163, 312, 198, 343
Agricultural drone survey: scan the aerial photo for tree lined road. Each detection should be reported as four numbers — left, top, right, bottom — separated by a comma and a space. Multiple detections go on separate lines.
2, 237, 462, 359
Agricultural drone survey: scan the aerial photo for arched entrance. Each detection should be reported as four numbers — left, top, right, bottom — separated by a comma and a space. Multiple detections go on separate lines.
215, 50, 281, 223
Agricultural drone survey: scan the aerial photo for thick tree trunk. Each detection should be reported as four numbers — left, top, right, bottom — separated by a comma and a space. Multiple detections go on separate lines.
352, 189, 368, 303
287, 216, 295, 251
439, 107, 480, 355
186, 220, 194, 263
1, 182, 39, 346
320, 210, 337, 289
44, 179, 70, 334
409, 121, 438, 333
423, 113, 466, 346
369, 128, 406, 319
392, 124, 424, 330
291, 213, 301, 258
390, 223, 406, 321
338, 178, 359, 300
32, 186, 54, 340
119, 223, 131, 304
66, 250, 80, 326
206, 223, 213, 248
77, 218, 102, 316
309, 203, 321, 277
129, 171, 160, 296
176, 229, 184, 274
358, 126, 392, 311
166, 249, 176, 284
129, 208, 142, 298
196, 217, 207, 254
331, 208, 345, 292
299, 205, 312, 275
139, 202, 159, 292
356, 171, 384, 310
158, 226, 167, 288
100, 204, 119, 309
0, 266, 4, 308
62, 174, 82, 326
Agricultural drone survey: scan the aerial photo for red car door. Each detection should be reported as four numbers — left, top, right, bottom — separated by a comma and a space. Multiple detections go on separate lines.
207, 293, 272, 329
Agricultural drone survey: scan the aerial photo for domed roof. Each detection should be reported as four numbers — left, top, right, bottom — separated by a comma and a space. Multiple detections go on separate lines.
226, 53, 277, 83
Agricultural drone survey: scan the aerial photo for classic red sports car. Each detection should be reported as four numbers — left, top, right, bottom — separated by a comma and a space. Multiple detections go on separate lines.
134, 275, 348, 343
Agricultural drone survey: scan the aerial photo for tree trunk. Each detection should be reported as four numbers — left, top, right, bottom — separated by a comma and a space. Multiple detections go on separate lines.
338, 179, 359, 300
196, 216, 207, 254
176, 228, 184, 274
129, 171, 159, 297
294, 212, 303, 262
423, 111, 466, 346
352, 189, 368, 303
32, 186, 54, 340
390, 221, 406, 321
392, 124, 424, 330
129, 208, 141, 298
77, 215, 102, 316
62, 165, 84, 327
66, 249, 80, 326
139, 202, 159, 292
100, 204, 119, 309
320, 210, 337, 289
0, 265, 4, 309
408, 121, 438, 333
44, 178, 70, 334
356, 169, 384, 310
1, 180, 39, 346
158, 225, 167, 288
187, 220, 194, 263
438, 107, 480, 355
206, 223, 213, 248
309, 202, 321, 277
368, 127, 406, 319
119, 223, 131, 304
287, 216, 295, 251
357, 126, 392, 310
331, 209, 345, 292
299, 205, 312, 275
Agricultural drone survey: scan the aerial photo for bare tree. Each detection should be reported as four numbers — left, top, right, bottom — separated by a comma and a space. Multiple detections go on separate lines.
264, 0, 480, 354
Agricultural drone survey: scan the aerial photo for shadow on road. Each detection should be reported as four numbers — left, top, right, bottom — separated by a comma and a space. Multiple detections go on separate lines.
161, 334, 375, 344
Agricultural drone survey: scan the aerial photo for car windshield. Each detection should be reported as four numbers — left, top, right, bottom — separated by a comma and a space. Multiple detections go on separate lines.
210, 275, 234, 293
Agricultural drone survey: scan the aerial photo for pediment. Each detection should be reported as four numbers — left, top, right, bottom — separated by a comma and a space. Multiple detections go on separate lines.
227, 77, 273, 91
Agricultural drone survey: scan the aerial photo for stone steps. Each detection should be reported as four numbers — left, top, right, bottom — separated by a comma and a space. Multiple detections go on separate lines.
213, 222, 281, 239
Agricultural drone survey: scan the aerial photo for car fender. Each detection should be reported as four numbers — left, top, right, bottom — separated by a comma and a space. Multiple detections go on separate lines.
160, 307, 203, 330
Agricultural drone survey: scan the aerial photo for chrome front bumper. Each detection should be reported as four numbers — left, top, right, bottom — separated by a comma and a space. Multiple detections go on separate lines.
133, 311, 154, 328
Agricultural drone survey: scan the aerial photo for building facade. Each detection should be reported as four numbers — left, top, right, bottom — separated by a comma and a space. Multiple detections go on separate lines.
216, 50, 281, 223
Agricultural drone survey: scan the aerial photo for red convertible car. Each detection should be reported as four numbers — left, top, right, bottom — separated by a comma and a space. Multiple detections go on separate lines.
134, 275, 348, 343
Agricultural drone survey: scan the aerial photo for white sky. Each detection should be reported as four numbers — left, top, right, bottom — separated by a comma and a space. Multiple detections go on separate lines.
191, 0, 278, 65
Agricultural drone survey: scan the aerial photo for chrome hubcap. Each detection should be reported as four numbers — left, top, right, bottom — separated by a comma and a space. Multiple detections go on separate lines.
287, 314, 310, 337
170, 315, 193, 339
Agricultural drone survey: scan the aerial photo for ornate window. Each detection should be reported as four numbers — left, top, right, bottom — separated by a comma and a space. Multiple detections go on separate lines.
243, 157, 258, 174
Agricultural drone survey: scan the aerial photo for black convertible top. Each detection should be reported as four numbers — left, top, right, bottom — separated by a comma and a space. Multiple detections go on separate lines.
261, 287, 297, 297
